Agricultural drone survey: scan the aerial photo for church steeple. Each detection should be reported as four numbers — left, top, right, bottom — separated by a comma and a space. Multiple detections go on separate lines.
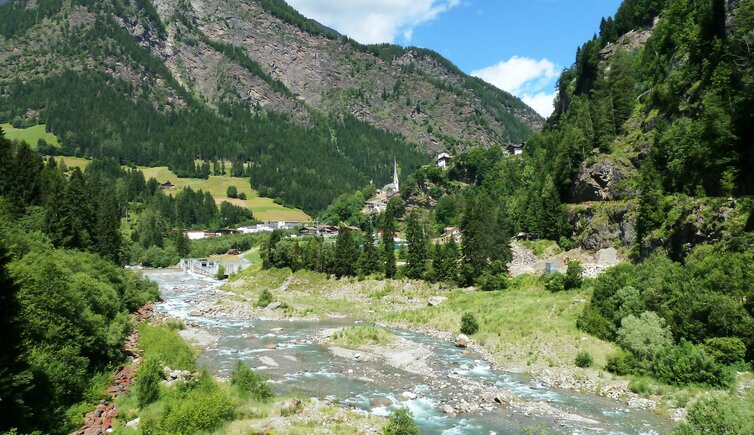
392, 157, 399, 193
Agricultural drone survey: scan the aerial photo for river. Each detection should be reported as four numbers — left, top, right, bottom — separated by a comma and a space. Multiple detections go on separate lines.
144, 269, 671, 434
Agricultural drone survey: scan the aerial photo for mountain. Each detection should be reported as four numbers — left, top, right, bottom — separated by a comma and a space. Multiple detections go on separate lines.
0, 0, 541, 214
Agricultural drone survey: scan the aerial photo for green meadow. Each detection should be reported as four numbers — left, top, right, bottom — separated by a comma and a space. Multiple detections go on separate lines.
1, 123, 60, 147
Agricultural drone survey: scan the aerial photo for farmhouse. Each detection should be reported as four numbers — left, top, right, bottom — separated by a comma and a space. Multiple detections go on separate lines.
436, 152, 452, 169
433, 227, 462, 244
505, 144, 525, 156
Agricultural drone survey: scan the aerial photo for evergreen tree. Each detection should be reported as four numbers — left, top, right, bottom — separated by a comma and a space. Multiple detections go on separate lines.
358, 221, 381, 275
382, 210, 397, 279
460, 191, 511, 283
333, 227, 359, 278
540, 176, 564, 241
60, 167, 94, 250
137, 207, 166, 249
405, 210, 428, 279
0, 242, 31, 431
263, 230, 284, 269
174, 232, 191, 258
94, 189, 123, 264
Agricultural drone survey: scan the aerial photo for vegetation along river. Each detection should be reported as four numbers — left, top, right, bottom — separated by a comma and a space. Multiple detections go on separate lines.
144, 269, 671, 434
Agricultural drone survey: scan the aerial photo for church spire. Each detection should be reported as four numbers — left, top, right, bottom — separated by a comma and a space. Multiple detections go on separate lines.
392, 157, 399, 193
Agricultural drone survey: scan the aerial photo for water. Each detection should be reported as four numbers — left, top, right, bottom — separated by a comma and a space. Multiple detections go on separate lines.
144, 270, 671, 434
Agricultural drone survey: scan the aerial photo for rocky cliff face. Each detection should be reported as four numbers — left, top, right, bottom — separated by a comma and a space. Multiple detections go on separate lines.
0, 0, 540, 155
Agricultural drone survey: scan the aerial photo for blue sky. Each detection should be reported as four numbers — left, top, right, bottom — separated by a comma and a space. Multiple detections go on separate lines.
286, 0, 623, 117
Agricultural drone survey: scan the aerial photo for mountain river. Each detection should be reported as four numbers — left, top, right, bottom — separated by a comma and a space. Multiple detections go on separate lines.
143, 269, 671, 434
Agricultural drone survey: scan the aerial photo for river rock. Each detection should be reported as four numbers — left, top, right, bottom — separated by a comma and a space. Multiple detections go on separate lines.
189, 310, 202, 317
442, 404, 455, 416
370, 398, 392, 409
454, 334, 470, 348
258, 356, 278, 367
266, 302, 283, 310
401, 391, 417, 400
125, 417, 140, 429
271, 327, 284, 332
265, 343, 278, 349
279, 398, 303, 416
428, 296, 447, 307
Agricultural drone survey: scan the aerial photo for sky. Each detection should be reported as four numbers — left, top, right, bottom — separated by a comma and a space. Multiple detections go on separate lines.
285, 0, 623, 117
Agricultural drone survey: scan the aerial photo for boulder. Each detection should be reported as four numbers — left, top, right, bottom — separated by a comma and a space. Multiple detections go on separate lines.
454, 334, 469, 348
279, 398, 303, 416
428, 296, 447, 307
370, 398, 392, 409
125, 417, 140, 429
189, 310, 202, 317
265, 343, 278, 349
442, 404, 455, 416
401, 391, 417, 400
266, 302, 283, 310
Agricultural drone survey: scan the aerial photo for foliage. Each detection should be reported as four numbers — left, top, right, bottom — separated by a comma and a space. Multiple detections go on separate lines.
405, 210, 429, 279
256, 289, 274, 308
135, 358, 162, 408
383, 408, 420, 435
575, 351, 594, 368
190, 233, 261, 258
216, 264, 226, 280
564, 261, 584, 289
704, 337, 746, 366
330, 326, 395, 349
460, 313, 479, 335
616, 311, 673, 361
675, 395, 754, 434
544, 272, 566, 293
138, 324, 197, 371
230, 361, 272, 401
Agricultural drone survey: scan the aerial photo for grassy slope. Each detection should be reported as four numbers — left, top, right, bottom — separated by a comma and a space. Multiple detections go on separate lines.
1, 123, 60, 147
51, 157, 310, 222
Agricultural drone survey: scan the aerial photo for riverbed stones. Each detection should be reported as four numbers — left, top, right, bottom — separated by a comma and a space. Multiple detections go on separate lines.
401, 391, 417, 400
265, 343, 278, 349
259, 356, 278, 367
279, 398, 303, 416
189, 310, 202, 316
454, 334, 470, 348
266, 301, 283, 310
370, 398, 392, 409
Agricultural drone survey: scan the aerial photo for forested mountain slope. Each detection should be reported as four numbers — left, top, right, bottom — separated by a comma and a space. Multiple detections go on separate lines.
0, 0, 541, 214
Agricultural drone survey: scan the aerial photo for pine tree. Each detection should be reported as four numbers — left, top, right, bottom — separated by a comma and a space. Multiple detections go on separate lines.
405, 210, 428, 279
60, 167, 93, 249
0, 242, 31, 431
333, 227, 359, 278
174, 232, 191, 258
94, 189, 123, 264
382, 211, 397, 279
540, 176, 564, 241
358, 221, 381, 275
460, 191, 511, 283
263, 230, 284, 269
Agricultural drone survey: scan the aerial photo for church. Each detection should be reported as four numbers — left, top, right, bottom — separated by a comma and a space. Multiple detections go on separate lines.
364, 158, 400, 214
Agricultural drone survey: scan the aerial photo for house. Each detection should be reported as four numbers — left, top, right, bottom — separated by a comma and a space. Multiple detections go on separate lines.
436, 152, 452, 169
299, 225, 341, 238
433, 227, 462, 244
365, 198, 388, 214
159, 181, 175, 189
505, 144, 525, 156
237, 221, 304, 234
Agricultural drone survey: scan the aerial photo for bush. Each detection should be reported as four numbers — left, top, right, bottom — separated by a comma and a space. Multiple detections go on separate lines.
605, 350, 638, 376
227, 186, 238, 198
558, 236, 577, 251
460, 313, 479, 335
544, 272, 566, 292
676, 396, 747, 434
383, 408, 420, 435
230, 361, 272, 401
564, 261, 584, 289
652, 341, 733, 388
238, 192, 247, 200
704, 337, 747, 366
575, 351, 593, 368
616, 311, 673, 361
138, 324, 197, 370
159, 372, 235, 433
256, 289, 274, 307
136, 358, 162, 407
477, 272, 508, 291
216, 264, 226, 280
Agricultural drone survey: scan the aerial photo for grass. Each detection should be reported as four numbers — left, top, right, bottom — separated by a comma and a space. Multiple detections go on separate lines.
519, 240, 562, 258
329, 326, 395, 349
138, 166, 310, 222
1, 123, 60, 147
243, 248, 262, 263
51, 157, 310, 222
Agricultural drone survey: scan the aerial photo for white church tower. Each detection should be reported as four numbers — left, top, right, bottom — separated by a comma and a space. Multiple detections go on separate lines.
392, 157, 399, 193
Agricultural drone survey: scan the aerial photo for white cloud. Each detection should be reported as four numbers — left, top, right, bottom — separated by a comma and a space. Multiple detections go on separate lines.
471, 56, 559, 117
284, 0, 461, 44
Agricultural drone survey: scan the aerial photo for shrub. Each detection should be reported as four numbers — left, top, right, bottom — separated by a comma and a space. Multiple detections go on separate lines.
575, 351, 593, 368
652, 341, 733, 388
477, 272, 508, 291
616, 311, 673, 361
564, 261, 584, 289
256, 289, 274, 307
605, 350, 638, 376
676, 397, 746, 434
135, 358, 162, 407
238, 192, 247, 200
383, 408, 420, 435
460, 313, 479, 335
138, 324, 197, 370
629, 378, 650, 395
230, 361, 272, 401
227, 186, 238, 198
216, 264, 226, 280
558, 236, 577, 251
159, 372, 235, 433
544, 272, 566, 292
704, 337, 746, 366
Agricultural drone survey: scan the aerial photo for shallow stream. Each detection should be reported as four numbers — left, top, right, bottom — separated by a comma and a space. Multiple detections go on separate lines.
145, 269, 670, 434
